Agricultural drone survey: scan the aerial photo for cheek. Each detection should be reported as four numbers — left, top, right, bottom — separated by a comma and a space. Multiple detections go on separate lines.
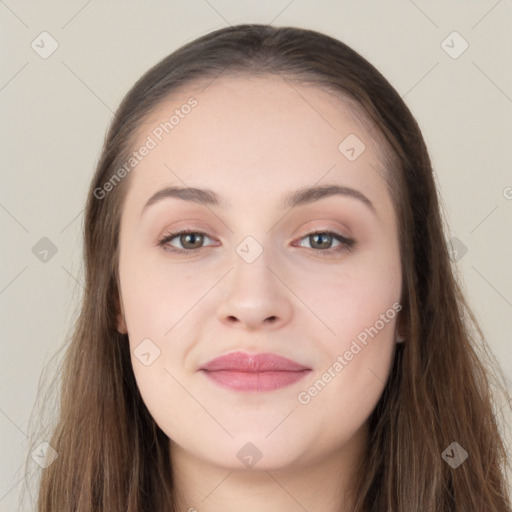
118, 246, 204, 338
295, 251, 401, 339
296, 250, 400, 411
297, 340, 395, 443
130, 357, 190, 437
296, 279, 399, 441
118, 250, 201, 416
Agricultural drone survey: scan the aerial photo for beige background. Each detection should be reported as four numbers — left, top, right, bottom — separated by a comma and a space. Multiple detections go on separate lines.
1, 0, 511, 509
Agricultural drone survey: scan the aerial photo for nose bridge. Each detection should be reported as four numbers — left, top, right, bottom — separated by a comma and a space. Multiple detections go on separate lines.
228, 203, 277, 275
216, 230, 292, 329
230, 232, 276, 295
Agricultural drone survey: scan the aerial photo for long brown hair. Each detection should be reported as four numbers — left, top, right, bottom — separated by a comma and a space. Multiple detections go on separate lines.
26, 24, 511, 511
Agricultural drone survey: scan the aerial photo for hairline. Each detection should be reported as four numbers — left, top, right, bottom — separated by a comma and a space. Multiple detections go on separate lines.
124, 70, 398, 194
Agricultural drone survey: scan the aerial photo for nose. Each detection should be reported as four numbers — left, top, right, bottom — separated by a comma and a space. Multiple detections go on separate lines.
216, 249, 293, 331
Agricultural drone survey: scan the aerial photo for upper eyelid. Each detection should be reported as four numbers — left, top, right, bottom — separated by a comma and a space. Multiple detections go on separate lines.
159, 229, 216, 243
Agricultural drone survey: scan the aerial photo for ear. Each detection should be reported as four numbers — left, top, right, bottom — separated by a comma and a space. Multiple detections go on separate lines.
115, 294, 128, 334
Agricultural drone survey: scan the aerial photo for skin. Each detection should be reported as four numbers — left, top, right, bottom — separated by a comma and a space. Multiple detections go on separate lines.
116, 75, 403, 512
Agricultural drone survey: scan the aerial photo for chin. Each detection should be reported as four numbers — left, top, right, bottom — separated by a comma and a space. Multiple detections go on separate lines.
189, 431, 310, 471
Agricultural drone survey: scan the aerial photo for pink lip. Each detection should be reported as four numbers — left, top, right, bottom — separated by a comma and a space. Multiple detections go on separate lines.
199, 351, 312, 392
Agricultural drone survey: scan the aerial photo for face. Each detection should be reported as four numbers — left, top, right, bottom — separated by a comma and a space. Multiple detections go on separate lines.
116, 75, 402, 471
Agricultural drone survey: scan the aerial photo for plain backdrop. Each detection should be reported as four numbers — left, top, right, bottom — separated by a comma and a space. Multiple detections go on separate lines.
1, 0, 511, 510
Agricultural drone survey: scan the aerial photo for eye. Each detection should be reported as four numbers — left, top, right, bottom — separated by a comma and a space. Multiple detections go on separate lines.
294, 230, 356, 256
157, 229, 217, 255
157, 229, 356, 257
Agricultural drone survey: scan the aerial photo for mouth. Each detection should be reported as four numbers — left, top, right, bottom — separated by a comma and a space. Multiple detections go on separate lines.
198, 351, 312, 392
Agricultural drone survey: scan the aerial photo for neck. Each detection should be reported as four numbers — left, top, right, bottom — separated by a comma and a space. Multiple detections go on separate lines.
170, 425, 368, 512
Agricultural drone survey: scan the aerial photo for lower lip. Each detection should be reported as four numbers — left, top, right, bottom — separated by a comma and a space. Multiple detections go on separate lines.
201, 369, 311, 392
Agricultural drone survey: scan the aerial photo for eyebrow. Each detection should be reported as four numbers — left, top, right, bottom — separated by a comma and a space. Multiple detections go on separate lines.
141, 184, 376, 215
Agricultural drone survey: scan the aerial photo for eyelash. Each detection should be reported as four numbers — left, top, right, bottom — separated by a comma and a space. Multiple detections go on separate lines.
157, 228, 356, 258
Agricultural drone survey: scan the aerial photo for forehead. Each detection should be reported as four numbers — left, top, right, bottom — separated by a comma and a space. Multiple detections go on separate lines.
136, 74, 376, 152
124, 74, 391, 214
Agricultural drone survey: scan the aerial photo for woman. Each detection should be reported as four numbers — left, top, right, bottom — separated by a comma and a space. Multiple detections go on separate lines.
31, 24, 511, 511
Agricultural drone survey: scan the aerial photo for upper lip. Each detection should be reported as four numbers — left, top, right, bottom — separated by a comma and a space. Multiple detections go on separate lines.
199, 351, 311, 372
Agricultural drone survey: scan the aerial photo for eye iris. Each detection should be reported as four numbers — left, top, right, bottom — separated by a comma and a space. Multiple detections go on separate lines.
310, 233, 332, 249
181, 233, 203, 249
